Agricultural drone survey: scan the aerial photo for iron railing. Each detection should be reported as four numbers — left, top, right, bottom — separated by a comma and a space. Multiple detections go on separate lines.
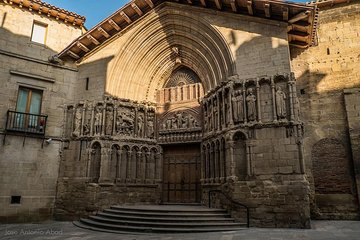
5, 110, 48, 135
208, 189, 250, 228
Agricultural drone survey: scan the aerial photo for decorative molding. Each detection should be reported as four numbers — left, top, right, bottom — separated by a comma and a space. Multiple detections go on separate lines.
10, 70, 55, 83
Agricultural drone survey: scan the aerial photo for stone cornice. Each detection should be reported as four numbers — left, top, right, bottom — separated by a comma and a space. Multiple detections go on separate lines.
2, 0, 86, 27
58, 0, 317, 61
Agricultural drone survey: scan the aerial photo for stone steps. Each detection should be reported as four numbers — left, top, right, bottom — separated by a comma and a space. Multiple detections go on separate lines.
74, 204, 247, 234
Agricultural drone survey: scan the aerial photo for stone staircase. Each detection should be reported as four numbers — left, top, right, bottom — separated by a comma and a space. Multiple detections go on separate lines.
74, 204, 247, 234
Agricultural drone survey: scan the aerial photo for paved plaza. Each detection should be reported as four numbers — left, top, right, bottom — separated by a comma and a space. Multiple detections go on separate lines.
1, 220, 360, 240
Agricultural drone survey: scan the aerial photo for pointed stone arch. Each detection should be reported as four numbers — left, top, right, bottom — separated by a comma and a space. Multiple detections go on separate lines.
107, 5, 235, 102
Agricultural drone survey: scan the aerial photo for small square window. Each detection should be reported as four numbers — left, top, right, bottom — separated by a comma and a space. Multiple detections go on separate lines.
31, 22, 47, 45
11, 196, 21, 204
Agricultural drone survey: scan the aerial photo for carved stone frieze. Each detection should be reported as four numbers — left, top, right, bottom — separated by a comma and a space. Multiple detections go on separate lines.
66, 97, 156, 141
202, 73, 301, 136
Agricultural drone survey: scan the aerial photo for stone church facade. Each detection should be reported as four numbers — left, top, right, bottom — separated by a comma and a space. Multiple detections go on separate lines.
0, 0, 359, 228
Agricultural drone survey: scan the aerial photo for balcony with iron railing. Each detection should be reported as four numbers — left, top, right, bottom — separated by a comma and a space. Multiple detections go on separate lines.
5, 110, 48, 135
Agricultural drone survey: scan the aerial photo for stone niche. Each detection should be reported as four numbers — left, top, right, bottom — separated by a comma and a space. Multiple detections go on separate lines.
201, 73, 310, 228
55, 96, 162, 220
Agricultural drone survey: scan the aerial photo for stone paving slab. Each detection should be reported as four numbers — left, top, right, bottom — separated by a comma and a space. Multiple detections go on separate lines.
0, 221, 360, 240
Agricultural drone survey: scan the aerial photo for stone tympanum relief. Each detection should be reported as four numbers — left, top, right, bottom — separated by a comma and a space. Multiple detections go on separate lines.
161, 111, 200, 131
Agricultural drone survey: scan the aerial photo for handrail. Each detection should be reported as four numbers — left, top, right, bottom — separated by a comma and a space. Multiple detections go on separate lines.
5, 110, 48, 135
208, 189, 250, 228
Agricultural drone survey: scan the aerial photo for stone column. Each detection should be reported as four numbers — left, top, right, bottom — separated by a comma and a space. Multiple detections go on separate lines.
228, 86, 234, 126
246, 143, 253, 177
288, 76, 295, 121
113, 106, 117, 135
214, 143, 221, 183
200, 146, 205, 182
144, 108, 148, 138
297, 138, 305, 174
217, 94, 221, 131
90, 105, 94, 136
99, 147, 110, 183
256, 79, 261, 123
291, 74, 298, 121
242, 86, 247, 124
126, 150, 132, 182
80, 105, 85, 136
136, 151, 142, 182
210, 145, 215, 182
86, 148, 94, 178
116, 149, 122, 182
222, 90, 226, 129
205, 145, 209, 182
101, 104, 106, 136
271, 77, 278, 122
155, 151, 162, 183
227, 140, 238, 182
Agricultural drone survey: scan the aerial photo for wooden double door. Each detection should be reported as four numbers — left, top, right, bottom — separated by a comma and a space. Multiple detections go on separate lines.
162, 144, 201, 203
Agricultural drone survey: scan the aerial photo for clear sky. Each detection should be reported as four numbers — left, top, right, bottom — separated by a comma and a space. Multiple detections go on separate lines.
43, 0, 308, 29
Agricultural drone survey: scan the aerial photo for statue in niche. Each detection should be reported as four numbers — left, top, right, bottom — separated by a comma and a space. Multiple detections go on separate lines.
203, 108, 208, 131
232, 90, 244, 123
175, 112, 183, 128
219, 99, 224, 125
72, 109, 82, 137
115, 113, 124, 134
94, 108, 102, 135
137, 115, 144, 137
83, 118, 90, 135
171, 117, 178, 129
147, 119, 154, 138
189, 115, 199, 128
213, 99, 218, 129
296, 97, 301, 121
120, 111, 135, 135
208, 103, 213, 130
105, 107, 113, 135
275, 86, 287, 119
189, 115, 196, 128
246, 88, 257, 122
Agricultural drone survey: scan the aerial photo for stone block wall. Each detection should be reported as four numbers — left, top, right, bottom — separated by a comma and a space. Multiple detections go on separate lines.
0, 3, 82, 63
0, 3, 82, 222
290, 1, 360, 219
204, 175, 310, 228
55, 179, 161, 220
0, 136, 61, 222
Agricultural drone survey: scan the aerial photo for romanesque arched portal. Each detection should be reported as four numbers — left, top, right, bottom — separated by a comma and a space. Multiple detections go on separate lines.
157, 67, 203, 203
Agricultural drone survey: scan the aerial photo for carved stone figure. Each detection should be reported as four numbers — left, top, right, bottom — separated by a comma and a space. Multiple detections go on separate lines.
137, 115, 144, 137
94, 108, 102, 135
83, 118, 90, 135
208, 103, 213, 130
203, 107, 208, 131
116, 114, 123, 134
120, 111, 135, 135
171, 117, 177, 129
147, 120, 154, 138
246, 88, 256, 122
214, 98, 218, 129
176, 112, 183, 128
72, 109, 82, 137
232, 90, 244, 123
275, 86, 287, 119
189, 115, 198, 128
105, 107, 113, 135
